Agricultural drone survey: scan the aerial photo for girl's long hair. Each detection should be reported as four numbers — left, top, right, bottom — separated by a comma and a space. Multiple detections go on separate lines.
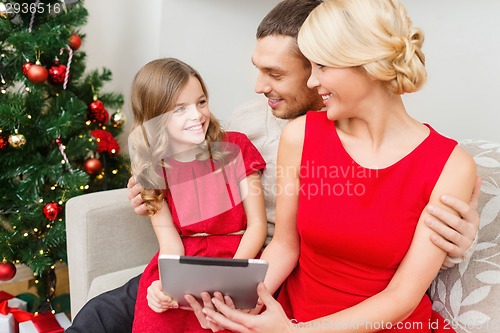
128, 58, 225, 215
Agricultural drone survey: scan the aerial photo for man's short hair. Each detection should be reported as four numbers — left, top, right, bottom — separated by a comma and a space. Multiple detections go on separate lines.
256, 0, 323, 39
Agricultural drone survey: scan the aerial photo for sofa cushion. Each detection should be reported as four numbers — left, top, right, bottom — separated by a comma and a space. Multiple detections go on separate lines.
87, 264, 147, 301
431, 140, 500, 333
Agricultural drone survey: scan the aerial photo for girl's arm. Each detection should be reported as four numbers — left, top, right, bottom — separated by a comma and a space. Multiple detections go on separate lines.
233, 172, 268, 259
260, 117, 305, 295
150, 201, 185, 256
147, 200, 185, 313
297, 146, 476, 333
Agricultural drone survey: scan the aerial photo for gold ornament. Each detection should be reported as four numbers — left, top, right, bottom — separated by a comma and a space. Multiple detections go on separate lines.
0, 2, 8, 19
111, 110, 126, 128
8, 130, 26, 148
0, 2, 15, 20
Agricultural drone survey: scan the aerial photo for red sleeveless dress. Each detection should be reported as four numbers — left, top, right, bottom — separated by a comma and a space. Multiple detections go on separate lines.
277, 111, 456, 332
132, 132, 265, 333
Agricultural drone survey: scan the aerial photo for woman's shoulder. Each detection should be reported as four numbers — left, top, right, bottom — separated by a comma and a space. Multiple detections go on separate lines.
424, 124, 475, 179
274, 116, 306, 157
281, 111, 326, 146
283, 114, 306, 137
447, 145, 476, 177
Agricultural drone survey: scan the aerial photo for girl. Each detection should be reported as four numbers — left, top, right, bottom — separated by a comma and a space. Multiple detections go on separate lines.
128, 58, 267, 332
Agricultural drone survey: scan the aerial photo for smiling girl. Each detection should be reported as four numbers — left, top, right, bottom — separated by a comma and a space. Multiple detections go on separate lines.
127, 58, 267, 332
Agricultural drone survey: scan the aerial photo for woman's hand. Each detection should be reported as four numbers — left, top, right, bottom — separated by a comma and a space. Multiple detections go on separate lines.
203, 283, 292, 333
146, 280, 178, 313
185, 292, 228, 332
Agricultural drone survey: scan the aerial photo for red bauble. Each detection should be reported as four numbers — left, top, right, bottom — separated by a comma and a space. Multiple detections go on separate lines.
22, 61, 33, 76
0, 135, 7, 150
43, 202, 63, 221
88, 100, 109, 124
48, 61, 68, 85
0, 261, 17, 282
27, 64, 49, 84
84, 158, 102, 175
89, 100, 105, 113
68, 34, 82, 50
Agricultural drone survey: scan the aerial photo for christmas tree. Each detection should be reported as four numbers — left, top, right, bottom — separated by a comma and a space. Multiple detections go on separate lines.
0, 0, 130, 311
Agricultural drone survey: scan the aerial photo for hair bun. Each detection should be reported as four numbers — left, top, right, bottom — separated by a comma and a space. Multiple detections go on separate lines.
390, 29, 426, 94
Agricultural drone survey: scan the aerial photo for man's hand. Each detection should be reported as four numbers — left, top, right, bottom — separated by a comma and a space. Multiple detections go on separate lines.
147, 280, 178, 313
127, 176, 149, 216
426, 177, 481, 267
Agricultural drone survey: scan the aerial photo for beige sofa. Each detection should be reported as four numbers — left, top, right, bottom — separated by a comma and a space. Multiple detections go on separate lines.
66, 139, 500, 332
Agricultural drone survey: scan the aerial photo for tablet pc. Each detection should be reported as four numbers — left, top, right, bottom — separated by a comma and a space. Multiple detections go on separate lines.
158, 255, 268, 309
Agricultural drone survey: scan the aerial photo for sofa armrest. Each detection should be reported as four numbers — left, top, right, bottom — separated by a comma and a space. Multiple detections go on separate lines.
66, 188, 158, 317
430, 140, 500, 333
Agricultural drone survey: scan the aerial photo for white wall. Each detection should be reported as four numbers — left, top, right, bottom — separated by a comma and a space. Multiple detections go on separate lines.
83, 0, 163, 149
158, 0, 280, 125
83, 0, 499, 144
401, 0, 500, 142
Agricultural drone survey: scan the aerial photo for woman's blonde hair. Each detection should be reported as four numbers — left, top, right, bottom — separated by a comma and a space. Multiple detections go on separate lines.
129, 58, 224, 215
298, 0, 427, 95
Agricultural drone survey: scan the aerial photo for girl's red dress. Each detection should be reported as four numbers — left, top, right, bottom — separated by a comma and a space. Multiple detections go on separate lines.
132, 131, 265, 333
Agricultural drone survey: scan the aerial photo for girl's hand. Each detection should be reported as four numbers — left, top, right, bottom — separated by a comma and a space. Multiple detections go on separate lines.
203, 283, 292, 333
146, 280, 179, 313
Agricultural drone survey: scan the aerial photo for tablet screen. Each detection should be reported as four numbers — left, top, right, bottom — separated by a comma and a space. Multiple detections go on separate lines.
159, 255, 268, 309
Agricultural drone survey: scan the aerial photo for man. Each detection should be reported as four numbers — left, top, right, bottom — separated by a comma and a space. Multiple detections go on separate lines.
67, 1, 480, 332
